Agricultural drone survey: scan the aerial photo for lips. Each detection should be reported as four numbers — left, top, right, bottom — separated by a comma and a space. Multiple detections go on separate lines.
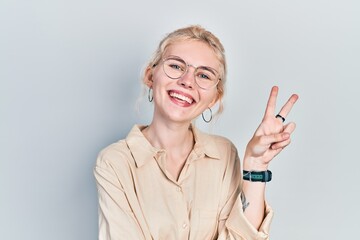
168, 90, 195, 105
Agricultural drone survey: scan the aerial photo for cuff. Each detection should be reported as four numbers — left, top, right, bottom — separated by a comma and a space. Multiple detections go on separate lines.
225, 195, 274, 240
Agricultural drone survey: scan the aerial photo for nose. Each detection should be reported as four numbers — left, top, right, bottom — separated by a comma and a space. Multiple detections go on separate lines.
177, 65, 196, 89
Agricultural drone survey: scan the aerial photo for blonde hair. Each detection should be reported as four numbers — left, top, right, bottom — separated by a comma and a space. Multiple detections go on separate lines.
144, 25, 227, 115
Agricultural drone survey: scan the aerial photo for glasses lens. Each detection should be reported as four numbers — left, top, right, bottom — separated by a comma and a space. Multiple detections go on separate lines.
163, 57, 220, 90
163, 58, 186, 79
195, 67, 219, 89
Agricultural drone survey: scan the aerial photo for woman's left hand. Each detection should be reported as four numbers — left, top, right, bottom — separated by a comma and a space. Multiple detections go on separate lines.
244, 86, 299, 170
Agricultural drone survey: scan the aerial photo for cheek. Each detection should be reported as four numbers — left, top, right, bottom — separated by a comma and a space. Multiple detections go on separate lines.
151, 72, 169, 90
201, 90, 218, 106
152, 66, 166, 80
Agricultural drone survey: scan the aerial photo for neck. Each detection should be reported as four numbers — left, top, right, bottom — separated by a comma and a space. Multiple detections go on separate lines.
143, 120, 193, 151
142, 117, 195, 181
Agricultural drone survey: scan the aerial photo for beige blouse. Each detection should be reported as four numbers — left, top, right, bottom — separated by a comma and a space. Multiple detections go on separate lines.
94, 125, 273, 240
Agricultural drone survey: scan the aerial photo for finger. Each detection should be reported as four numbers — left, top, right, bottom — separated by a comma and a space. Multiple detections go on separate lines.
264, 86, 279, 118
271, 138, 291, 150
283, 122, 296, 134
259, 132, 290, 146
277, 94, 299, 119
271, 123, 296, 149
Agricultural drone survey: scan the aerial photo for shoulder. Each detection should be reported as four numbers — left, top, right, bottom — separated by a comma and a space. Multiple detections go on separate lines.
194, 127, 239, 162
95, 124, 154, 171
196, 128, 237, 150
95, 139, 134, 169
210, 134, 236, 150
209, 134, 239, 162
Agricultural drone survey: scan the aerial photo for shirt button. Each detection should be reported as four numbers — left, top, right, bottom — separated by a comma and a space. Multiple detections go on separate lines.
176, 187, 181, 192
182, 223, 187, 229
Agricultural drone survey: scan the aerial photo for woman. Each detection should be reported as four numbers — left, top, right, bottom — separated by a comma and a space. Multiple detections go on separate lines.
94, 25, 298, 240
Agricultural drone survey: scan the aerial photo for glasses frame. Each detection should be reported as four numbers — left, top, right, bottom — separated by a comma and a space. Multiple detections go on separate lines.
161, 55, 221, 90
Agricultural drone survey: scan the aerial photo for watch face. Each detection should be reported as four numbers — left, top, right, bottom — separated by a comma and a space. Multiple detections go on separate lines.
252, 174, 264, 180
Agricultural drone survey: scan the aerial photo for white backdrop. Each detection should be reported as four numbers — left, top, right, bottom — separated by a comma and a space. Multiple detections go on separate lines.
1, 0, 359, 239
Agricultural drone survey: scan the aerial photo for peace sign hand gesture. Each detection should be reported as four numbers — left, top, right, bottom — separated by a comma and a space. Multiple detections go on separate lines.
243, 86, 299, 171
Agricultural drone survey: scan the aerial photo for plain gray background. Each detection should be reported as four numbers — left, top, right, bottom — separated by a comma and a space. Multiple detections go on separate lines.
1, 0, 359, 239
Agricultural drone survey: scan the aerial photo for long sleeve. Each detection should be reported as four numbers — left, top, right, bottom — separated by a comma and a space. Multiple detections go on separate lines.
94, 157, 148, 240
216, 145, 274, 240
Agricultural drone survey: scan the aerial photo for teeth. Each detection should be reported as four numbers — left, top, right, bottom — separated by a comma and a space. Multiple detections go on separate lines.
169, 92, 193, 104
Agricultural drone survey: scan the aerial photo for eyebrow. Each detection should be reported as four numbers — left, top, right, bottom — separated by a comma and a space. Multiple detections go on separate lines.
199, 66, 217, 75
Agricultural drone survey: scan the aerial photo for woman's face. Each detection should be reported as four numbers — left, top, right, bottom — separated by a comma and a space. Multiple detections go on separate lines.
145, 40, 220, 124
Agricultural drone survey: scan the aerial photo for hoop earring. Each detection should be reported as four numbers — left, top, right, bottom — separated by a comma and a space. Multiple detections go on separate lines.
202, 107, 213, 123
148, 88, 153, 102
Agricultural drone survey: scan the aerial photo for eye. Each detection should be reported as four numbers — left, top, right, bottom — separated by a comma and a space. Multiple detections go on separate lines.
197, 69, 216, 81
198, 73, 210, 80
169, 64, 183, 71
165, 58, 186, 72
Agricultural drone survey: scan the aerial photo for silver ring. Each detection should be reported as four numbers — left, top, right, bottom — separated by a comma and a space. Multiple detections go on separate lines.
276, 114, 285, 122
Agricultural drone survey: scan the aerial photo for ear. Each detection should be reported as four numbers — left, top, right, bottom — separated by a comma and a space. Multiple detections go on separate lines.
143, 66, 153, 88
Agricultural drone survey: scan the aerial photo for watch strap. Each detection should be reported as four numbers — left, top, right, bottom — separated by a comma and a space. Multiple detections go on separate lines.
243, 170, 272, 182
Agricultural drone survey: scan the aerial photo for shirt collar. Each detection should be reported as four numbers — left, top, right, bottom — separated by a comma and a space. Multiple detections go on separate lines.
191, 124, 221, 160
125, 125, 161, 168
126, 124, 221, 168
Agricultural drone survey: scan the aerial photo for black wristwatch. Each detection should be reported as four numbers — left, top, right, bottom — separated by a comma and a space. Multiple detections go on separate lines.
243, 170, 272, 182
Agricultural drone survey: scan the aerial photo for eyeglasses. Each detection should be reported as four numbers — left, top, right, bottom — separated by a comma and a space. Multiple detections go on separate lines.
161, 56, 220, 90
